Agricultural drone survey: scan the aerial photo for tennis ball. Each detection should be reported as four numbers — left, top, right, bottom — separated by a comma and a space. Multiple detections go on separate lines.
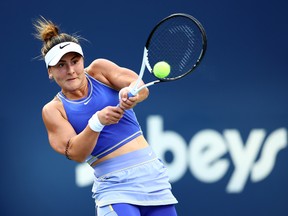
153, 61, 171, 78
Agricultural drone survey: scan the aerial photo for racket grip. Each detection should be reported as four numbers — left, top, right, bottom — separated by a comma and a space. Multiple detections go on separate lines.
117, 87, 134, 107
127, 91, 135, 98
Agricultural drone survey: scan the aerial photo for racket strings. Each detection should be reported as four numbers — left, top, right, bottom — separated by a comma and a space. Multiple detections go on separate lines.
147, 16, 204, 80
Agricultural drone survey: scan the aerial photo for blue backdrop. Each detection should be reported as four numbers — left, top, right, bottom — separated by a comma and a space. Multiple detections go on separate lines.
1, 0, 287, 216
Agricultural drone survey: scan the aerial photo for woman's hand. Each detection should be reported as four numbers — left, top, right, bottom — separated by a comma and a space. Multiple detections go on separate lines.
98, 106, 125, 125
118, 87, 139, 110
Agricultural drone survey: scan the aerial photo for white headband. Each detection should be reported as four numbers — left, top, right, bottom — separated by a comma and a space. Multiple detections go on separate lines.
44, 42, 83, 68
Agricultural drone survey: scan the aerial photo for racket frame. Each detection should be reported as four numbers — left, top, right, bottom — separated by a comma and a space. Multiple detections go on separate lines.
129, 13, 207, 97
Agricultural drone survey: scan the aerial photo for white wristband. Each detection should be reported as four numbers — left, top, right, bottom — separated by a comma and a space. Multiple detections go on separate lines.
88, 112, 105, 132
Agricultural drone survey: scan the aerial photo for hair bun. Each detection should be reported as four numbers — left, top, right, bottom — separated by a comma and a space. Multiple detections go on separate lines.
33, 16, 82, 58
34, 16, 59, 43
42, 24, 59, 42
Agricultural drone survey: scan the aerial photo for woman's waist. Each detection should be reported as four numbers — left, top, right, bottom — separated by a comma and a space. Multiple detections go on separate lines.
92, 144, 157, 177
90, 135, 149, 167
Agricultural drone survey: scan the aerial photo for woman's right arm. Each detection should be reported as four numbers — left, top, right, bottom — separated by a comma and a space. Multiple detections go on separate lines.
42, 100, 124, 162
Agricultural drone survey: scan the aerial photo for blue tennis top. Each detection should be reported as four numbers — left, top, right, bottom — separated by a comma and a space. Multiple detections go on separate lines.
57, 73, 142, 165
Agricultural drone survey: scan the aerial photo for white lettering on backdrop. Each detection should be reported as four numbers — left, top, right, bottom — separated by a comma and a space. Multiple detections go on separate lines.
75, 115, 287, 193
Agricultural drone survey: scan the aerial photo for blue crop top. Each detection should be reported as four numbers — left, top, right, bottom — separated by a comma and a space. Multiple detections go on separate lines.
57, 73, 142, 165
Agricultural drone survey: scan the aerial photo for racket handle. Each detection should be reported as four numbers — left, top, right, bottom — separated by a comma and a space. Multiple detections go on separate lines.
117, 87, 135, 107
127, 91, 135, 98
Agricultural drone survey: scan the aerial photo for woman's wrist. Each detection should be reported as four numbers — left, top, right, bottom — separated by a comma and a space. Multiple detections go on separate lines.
88, 111, 105, 132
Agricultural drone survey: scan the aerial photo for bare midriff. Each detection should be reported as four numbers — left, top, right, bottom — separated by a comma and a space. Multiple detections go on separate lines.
90, 135, 149, 167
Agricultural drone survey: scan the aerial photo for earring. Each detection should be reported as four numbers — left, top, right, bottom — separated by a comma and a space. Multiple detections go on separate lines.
49, 75, 53, 79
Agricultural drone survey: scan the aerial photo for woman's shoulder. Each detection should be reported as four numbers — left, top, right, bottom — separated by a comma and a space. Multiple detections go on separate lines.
42, 96, 66, 120
86, 58, 117, 73
85, 58, 119, 86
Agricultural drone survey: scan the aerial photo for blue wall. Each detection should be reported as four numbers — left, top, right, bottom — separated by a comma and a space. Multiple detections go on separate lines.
1, 0, 287, 215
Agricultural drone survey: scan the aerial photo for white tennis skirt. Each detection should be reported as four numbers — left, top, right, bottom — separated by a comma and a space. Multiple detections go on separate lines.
91, 146, 178, 207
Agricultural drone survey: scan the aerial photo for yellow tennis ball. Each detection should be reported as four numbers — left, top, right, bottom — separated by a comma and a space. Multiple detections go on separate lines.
153, 61, 171, 78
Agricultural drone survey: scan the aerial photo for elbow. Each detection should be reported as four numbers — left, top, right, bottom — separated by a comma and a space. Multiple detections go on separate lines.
73, 155, 88, 163
67, 151, 89, 163
73, 158, 86, 163
48, 136, 93, 163
62, 146, 89, 163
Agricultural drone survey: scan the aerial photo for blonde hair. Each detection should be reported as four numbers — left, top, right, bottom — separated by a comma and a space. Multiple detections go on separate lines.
33, 16, 81, 58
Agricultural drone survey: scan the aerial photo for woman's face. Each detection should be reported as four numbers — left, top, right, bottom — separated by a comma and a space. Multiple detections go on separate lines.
48, 52, 85, 93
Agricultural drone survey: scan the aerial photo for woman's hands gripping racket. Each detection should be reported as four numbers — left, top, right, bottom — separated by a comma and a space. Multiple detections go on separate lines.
127, 13, 207, 98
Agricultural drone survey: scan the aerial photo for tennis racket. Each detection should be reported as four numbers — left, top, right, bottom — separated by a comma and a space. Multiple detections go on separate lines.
127, 13, 207, 98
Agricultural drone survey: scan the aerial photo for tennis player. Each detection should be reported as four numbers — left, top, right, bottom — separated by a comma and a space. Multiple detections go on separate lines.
33, 17, 178, 216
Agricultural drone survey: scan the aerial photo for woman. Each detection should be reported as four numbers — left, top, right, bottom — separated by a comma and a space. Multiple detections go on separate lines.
34, 17, 178, 216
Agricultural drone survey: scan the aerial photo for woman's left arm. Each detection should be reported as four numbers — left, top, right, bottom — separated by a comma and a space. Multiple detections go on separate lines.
86, 58, 149, 109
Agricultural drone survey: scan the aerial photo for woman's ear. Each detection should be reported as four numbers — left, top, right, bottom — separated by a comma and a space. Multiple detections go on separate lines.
48, 69, 53, 79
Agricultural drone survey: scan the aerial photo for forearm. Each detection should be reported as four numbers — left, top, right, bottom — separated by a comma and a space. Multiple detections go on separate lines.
64, 107, 123, 162
66, 126, 100, 162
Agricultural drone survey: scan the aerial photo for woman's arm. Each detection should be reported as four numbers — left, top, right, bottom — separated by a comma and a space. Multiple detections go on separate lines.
86, 59, 149, 109
42, 99, 124, 162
